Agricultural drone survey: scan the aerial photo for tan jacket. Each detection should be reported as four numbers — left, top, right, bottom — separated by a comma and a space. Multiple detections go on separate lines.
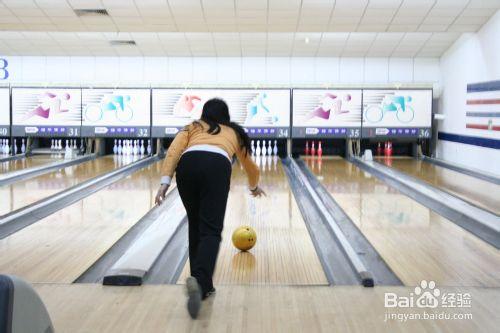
161, 121, 260, 188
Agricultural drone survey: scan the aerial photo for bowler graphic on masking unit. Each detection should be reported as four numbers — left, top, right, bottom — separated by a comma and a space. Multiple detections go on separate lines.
245, 93, 279, 125
84, 94, 134, 123
306, 93, 351, 122
365, 94, 415, 124
24, 92, 70, 120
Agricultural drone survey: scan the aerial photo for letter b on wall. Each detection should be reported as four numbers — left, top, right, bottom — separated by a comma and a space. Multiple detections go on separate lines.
0, 59, 9, 80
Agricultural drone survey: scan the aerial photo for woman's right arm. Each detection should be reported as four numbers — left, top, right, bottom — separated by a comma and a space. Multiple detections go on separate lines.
155, 127, 190, 205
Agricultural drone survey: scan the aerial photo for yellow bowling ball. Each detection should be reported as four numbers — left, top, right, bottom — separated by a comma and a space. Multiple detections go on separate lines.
232, 226, 257, 251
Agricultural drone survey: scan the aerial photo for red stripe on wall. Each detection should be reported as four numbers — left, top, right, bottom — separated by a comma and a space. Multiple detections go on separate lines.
466, 99, 500, 105
466, 124, 500, 131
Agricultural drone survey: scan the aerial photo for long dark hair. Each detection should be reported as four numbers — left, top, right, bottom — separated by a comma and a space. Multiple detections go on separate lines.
195, 98, 251, 155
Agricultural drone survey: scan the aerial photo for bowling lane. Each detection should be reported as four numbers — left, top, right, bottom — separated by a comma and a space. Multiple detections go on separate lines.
307, 157, 500, 287
0, 155, 62, 174
0, 155, 140, 216
178, 157, 328, 285
378, 157, 500, 215
0, 159, 171, 283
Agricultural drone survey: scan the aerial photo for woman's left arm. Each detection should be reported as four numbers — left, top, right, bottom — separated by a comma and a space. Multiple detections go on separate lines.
155, 128, 190, 205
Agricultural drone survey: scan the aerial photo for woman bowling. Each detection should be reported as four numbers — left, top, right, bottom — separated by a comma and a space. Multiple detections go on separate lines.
155, 98, 266, 319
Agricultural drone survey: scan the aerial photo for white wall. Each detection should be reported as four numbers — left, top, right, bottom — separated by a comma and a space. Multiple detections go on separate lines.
1, 56, 439, 87
437, 10, 500, 175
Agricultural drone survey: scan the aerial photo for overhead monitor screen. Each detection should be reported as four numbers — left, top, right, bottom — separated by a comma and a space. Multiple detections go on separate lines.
82, 88, 151, 137
362, 89, 433, 138
12, 88, 82, 137
0, 88, 10, 137
152, 89, 290, 138
292, 89, 362, 138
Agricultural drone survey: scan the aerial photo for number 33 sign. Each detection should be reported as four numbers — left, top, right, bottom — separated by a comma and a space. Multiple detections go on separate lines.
0, 59, 8, 80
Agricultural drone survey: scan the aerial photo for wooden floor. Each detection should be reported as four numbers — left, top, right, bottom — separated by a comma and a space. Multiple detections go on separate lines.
34, 283, 500, 332
378, 157, 500, 215
0, 160, 170, 283
0, 155, 60, 174
306, 157, 500, 287
0, 155, 138, 216
178, 158, 328, 285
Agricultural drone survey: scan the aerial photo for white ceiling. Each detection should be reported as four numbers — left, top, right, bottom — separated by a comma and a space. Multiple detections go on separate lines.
0, 31, 464, 57
0, 0, 498, 57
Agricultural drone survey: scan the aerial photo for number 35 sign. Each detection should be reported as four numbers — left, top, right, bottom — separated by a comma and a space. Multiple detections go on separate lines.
0, 59, 8, 80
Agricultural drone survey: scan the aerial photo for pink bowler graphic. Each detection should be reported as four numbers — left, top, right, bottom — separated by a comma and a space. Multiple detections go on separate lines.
25, 92, 71, 120
306, 93, 351, 121
174, 94, 202, 118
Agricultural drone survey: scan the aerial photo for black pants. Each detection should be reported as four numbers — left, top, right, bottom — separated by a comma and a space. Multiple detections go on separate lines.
176, 151, 232, 295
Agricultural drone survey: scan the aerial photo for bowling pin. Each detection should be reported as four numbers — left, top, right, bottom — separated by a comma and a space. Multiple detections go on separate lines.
140, 140, 145, 155
117, 140, 122, 155
0, 139, 3, 154
262, 140, 267, 156
273, 140, 278, 156
21, 139, 26, 153
311, 141, 316, 156
73, 140, 77, 149
256, 140, 261, 156
255, 155, 262, 170
13, 139, 17, 154
305, 141, 309, 155
268, 140, 272, 156
318, 141, 323, 158
251, 140, 255, 156
147, 140, 152, 155
113, 139, 118, 154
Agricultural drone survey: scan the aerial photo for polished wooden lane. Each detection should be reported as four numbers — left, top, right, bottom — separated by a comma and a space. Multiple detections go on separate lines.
0, 155, 139, 216
307, 157, 500, 287
35, 284, 499, 332
179, 157, 328, 285
0, 155, 62, 174
378, 157, 500, 215
0, 160, 170, 283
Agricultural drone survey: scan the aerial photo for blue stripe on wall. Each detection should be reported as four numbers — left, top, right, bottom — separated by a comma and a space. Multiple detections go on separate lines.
467, 80, 500, 93
438, 132, 500, 150
466, 112, 500, 117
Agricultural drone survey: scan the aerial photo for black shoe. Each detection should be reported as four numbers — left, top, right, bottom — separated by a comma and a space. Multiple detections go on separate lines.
203, 287, 216, 300
186, 277, 202, 319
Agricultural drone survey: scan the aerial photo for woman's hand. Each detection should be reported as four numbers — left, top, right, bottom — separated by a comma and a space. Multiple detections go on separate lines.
250, 186, 266, 198
155, 184, 170, 205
